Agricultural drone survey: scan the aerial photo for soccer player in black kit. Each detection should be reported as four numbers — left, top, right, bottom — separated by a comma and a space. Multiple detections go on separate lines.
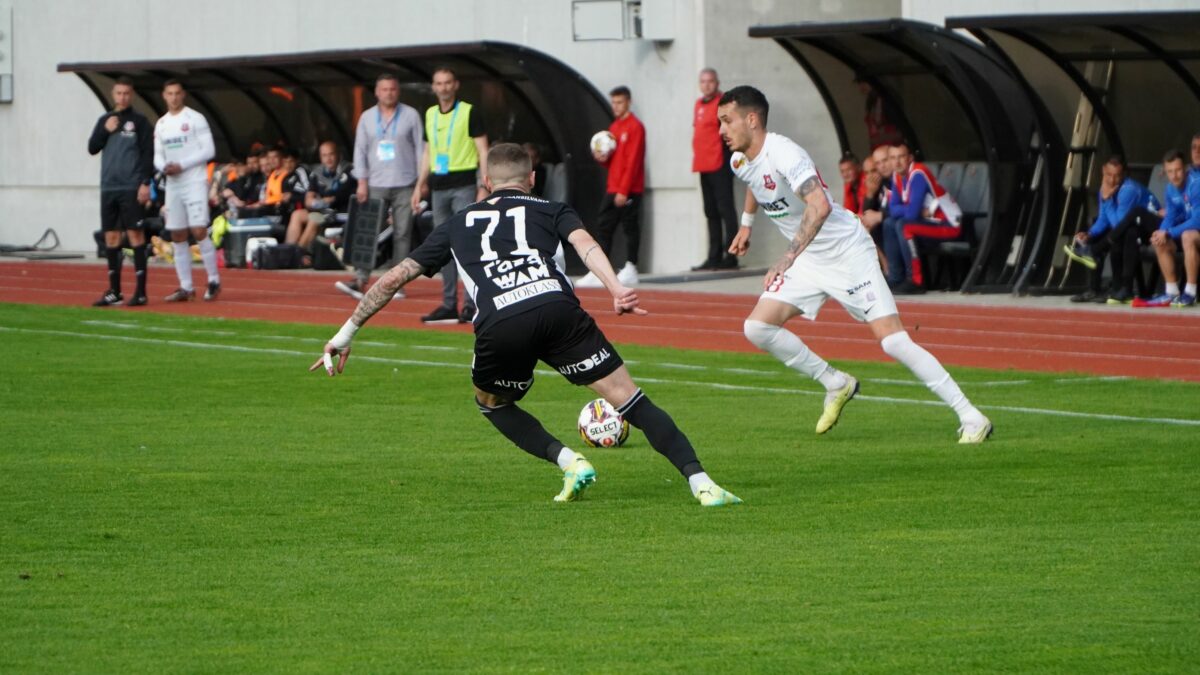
312, 143, 741, 507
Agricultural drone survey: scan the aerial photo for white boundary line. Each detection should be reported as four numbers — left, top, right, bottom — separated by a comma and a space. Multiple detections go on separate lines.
2, 324, 1197, 427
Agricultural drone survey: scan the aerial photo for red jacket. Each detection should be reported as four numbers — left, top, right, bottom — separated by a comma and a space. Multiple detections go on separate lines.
692, 94, 724, 173
843, 173, 866, 214
603, 113, 645, 195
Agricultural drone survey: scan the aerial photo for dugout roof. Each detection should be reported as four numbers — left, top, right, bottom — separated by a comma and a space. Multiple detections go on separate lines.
58, 41, 612, 225
947, 13, 1200, 165
749, 19, 1057, 293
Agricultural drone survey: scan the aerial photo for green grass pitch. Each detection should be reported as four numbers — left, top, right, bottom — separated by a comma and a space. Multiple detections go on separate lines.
1, 302, 1197, 672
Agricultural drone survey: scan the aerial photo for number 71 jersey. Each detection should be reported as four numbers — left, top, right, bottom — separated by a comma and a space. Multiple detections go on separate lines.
408, 189, 585, 329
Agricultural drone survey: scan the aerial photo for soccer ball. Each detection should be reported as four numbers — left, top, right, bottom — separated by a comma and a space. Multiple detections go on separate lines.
577, 398, 630, 448
590, 130, 617, 161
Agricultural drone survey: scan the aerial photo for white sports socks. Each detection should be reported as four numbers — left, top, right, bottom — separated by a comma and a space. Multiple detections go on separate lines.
744, 320, 846, 390
1166, 281, 1180, 297
198, 237, 220, 283
172, 241, 193, 291
555, 447, 580, 471
687, 471, 714, 497
880, 331, 982, 423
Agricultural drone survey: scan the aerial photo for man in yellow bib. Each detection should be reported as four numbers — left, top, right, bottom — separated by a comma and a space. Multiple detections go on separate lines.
412, 67, 489, 324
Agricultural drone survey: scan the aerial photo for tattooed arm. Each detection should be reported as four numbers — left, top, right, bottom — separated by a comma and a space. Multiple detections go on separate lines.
310, 257, 428, 376
350, 258, 426, 326
763, 176, 833, 290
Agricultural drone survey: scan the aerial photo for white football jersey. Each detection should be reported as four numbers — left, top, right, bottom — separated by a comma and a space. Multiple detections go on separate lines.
154, 107, 214, 186
731, 132, 871, 261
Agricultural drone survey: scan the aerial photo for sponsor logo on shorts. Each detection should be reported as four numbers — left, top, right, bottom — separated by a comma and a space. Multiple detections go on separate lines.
493, 378, 532, 391
492, 279, 562, 310
846, 279, 874, 296
557, 348, 612, 376
763, 174, 777, 190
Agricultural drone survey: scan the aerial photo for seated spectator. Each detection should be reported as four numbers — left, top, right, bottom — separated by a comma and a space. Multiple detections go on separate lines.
286, 141, 355, 251
1142, 149, 1200, 307
280, 148, 311, 249
209, 158, 244, 213
1064, 155, 1162, 304
523, 142, 549, 198
222, 147, 265, 215
882, 141, 962, 293
233, 147, 296, 221
859, 152, 885, 230
840, 153, 864, 214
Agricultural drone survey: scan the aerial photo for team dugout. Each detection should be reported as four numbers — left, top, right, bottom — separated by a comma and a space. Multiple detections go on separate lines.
58, 42, 612, 235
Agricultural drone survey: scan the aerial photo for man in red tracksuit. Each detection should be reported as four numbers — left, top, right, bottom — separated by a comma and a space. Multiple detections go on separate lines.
691, 68, 738, 271
578, 85, 646, 288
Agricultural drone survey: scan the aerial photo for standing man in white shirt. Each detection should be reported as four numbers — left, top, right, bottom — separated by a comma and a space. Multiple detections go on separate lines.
335, 73, 424, 301
154, 79, 219, 302
718, 86, 991, 444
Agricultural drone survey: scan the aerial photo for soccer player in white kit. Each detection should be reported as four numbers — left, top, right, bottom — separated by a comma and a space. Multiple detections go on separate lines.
154, 79, 220, 302
717, 86, 992, 443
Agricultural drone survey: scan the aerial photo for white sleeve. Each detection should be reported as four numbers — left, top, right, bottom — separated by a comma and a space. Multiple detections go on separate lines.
178, 114, 215, 172
153, 122, 165, 172
774, 139, 818, 193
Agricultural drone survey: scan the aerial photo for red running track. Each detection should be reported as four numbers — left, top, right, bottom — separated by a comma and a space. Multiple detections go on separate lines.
2, 261, 1199, 381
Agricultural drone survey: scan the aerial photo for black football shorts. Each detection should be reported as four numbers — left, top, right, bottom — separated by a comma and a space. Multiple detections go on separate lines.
100, 189, 142, 232
472, 301, 623, 401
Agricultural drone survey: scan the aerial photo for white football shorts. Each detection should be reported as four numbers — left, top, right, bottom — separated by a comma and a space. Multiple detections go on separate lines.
762, 242, 898, 323
164, 181, 210, 230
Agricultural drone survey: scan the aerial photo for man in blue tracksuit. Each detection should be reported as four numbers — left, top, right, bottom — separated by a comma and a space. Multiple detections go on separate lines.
1144, 149, 1200, 307
1065, 155, 1161, 304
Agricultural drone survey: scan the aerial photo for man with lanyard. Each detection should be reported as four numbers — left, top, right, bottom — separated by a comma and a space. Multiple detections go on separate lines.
336, 73, 424, 300
88, 76, 154, 306
691, 68, 738, 272
412, 66, 489, 324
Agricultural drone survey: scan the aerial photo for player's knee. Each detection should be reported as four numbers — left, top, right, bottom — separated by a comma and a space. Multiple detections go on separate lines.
474, 393, 512, 413
744, 319, 781, 349
879, 330, 914, 359
1182, 230, 1200, 246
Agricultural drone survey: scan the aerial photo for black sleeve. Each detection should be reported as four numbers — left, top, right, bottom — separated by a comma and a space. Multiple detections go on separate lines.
88, 115, 111, 156
554, 205, 586, 242
333, 172, 357, 209
137, 115, 155, 184
468, 104, 486, 138
407, 219, 454, 275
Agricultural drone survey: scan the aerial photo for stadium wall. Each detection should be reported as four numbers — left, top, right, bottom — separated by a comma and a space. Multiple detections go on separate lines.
3, 0, 1187, 274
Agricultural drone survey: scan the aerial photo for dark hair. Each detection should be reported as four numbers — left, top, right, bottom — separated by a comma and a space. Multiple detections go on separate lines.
375, 72, 399, 85
162, 78, 183, 90
892, 140, 912, 152
718, 86, 769, 125
432, 66, 457, 80
840, 153, 859, 165
609, 85, 631, 99
1163, 149, 1187, 165
1193, 131, 1200, 142
1105, 154, 1127, 170
114, 76, 134, 88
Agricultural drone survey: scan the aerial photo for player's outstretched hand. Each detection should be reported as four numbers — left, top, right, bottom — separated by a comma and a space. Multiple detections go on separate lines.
612, 286, 649, 316
729, 226, 751, 257
309, 343, 351, 377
